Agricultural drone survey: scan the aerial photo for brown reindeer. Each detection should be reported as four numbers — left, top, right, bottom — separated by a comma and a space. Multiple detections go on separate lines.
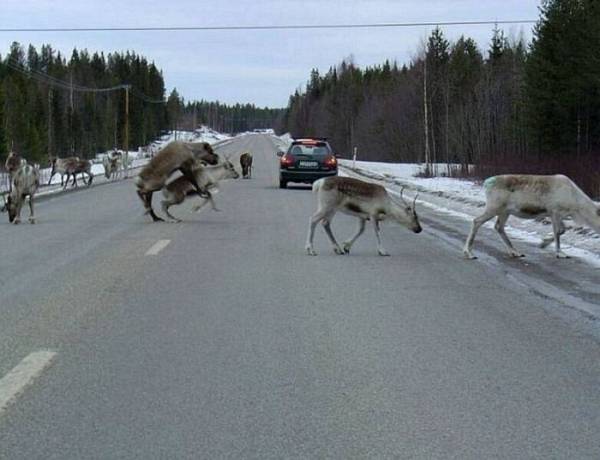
240, 152, 253, 179
134, 141, 219, 222
64, 159, 93, 188
49, 156, 79, 186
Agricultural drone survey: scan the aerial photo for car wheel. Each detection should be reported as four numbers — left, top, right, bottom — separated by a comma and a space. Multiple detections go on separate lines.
279, 179, 287, 189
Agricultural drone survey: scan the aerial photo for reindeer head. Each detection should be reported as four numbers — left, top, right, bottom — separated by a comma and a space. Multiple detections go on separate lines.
391, 187, 422, 233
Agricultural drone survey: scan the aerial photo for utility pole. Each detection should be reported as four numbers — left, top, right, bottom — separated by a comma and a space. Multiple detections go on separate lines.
48, 88, 53, 162
124, 85, 130, 177
423, 58, 431, 174
70, 73, 74, 153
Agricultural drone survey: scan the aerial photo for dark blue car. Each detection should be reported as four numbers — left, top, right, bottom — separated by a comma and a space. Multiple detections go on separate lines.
277, 138, 338, 189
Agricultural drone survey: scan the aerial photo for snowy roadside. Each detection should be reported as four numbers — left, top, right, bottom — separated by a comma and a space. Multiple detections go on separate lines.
339, 160, 600, 268
1, 126, 233, 198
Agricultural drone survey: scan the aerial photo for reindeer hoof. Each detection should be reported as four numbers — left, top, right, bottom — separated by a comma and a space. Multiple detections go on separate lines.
306, 247, 318, 256
463, 251, 477, 260
29, 218, 36, 224
342, 242, 351, 254
509, 252, 525, 258
556, 252, 570, 259
333, 246, 345, 255
378, 250, 390, 257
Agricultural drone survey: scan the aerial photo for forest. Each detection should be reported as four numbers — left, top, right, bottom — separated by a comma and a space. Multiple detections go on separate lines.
277, 0, 600, 196
0, 43, 283, 165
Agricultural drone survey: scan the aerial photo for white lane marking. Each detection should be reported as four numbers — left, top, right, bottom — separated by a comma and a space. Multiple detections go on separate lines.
0, 350, 57, 415
145, 239, 171, 256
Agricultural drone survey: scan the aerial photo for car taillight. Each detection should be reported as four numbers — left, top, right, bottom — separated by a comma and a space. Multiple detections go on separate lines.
324, 155, 337, 168
281, 154, 295, 167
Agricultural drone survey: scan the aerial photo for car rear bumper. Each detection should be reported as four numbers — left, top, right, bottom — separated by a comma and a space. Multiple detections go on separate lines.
280, 169, 338, 183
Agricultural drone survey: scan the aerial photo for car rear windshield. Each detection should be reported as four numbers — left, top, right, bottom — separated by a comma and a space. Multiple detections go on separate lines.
289, 143, 331, 157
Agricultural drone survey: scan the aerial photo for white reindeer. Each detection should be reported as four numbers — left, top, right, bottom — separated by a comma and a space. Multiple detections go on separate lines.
103, 152, 122, 180
306, 176, 422, 256
161, 158, 239, 222
1, 163, 40, 224
463, 174, 600, 259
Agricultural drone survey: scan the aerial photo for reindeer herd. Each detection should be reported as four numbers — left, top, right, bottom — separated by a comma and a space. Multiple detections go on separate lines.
2, 141, 600, 262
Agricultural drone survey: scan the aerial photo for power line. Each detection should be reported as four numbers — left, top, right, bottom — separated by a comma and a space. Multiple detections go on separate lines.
6, 60, 127, 92
0, 20, 537, 33
5, 59, 165, 102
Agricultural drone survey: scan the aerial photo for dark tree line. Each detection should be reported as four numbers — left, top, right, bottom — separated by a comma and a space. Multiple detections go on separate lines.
0, 42, 168, 164
165, 92, 284, 135
278, 0, 600, 196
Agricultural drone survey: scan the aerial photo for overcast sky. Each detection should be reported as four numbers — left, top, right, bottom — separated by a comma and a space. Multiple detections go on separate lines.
1, 0, 541, 108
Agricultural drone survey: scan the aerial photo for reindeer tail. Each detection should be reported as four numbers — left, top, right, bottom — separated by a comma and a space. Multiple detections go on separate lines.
312, 178, 325, 194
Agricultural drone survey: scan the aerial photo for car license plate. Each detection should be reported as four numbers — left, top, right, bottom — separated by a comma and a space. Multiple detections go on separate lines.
299, 161, 318, 168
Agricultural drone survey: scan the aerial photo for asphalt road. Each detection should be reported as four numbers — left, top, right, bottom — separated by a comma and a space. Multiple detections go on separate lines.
0, 134, 599, 459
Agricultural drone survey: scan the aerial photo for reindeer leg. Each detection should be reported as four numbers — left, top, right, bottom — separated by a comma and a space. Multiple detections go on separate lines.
552, 213, 569, 258
541, 218, 565, 249
463, 208, 498, 259
495, 213, 524, 258
321, 213, 344, 255
146, 192, 165, 222
191, 197, 209, 213
28, 195, 35, 224
373, 218, 390, 256
13, 198, 23, 224
306, 209, 328, 256
161, 201, 182, 223
138, 190, 164, 222
343, 218, 366, 254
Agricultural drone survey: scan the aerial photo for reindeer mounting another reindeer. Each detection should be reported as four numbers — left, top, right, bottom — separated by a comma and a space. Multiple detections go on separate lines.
463, 174, 600, 260
306, 176, 422, 256
134, 141, 219, 222
2, 162, 40, 224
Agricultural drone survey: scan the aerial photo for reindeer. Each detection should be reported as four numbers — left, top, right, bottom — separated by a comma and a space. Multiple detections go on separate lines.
64, 159, 93, 188
161, 157, 239, 222
306, 176, 422, 256
464, 174, 600, 259
134, 141, 219, 222
1, 162, 40, 224
49, 156, 79, 186
103, 152, 122, 180
240, 152, 253, 179
4, 151, 26, 192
